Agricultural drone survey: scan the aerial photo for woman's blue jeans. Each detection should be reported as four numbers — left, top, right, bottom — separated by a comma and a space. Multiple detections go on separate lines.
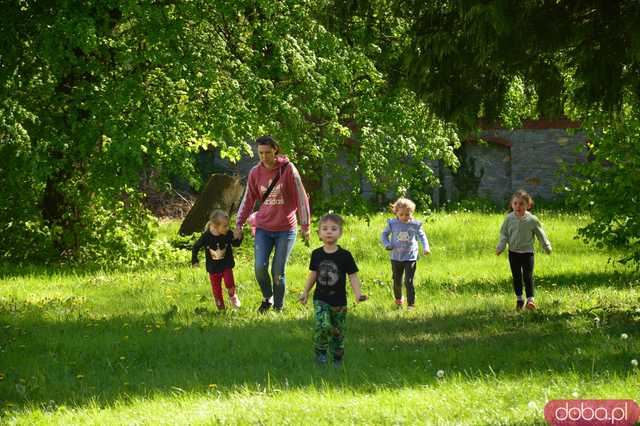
254, 228, 297, 309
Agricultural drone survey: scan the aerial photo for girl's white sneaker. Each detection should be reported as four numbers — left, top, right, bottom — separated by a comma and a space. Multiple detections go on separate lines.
230, 294, 241, 309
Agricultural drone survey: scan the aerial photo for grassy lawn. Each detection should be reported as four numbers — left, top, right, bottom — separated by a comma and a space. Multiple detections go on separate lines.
1, 211, 639, 425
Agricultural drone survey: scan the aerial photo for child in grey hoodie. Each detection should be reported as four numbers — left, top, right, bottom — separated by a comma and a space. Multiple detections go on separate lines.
381, 198, 430, 309
496, 190, 552, 310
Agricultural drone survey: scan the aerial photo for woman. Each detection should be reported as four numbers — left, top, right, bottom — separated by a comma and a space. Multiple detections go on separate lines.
235, 135, 311, 313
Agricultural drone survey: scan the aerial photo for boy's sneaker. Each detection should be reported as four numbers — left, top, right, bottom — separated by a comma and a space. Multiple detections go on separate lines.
394, 299, 403, 308
516, 300, 525, 310
315, 352, 328, 366
257, 300, 272, 314
333, 358, 343, 369
525, 300, 536, 310
230, 294, 241, 309
407, 305, 415, 311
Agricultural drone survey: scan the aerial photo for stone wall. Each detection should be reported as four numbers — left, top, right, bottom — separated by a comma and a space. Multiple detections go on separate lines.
435, 126, 587, 205
193, 124, 587, 208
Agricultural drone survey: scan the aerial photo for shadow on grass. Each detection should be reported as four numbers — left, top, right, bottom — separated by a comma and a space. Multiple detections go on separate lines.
419, 269, 640, 295
0, 260, 191, 281
1, 297, 638, 410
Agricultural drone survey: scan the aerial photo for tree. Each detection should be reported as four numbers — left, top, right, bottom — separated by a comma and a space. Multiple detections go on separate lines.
0, 1, 458, 263
331, 0, 640, 265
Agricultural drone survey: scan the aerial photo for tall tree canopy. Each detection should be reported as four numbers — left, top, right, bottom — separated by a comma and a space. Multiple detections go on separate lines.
0, 1, 458, 263
332, 0, 640, 264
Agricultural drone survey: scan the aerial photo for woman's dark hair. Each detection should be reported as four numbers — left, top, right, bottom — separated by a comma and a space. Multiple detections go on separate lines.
256, 135, 280, 154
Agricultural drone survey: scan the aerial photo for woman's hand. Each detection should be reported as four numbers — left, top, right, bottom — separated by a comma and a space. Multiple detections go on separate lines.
233, 227, 243, 240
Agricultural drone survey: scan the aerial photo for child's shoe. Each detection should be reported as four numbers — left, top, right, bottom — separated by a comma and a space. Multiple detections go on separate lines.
407, 305, 415, 311
516, 300, 525, 310
525, 300, 536, 310
230, 294, 241, 309
315, 352, 328, 366
394, 299, 403, 308
333, 358, 343, 369
215, 300, 225, 310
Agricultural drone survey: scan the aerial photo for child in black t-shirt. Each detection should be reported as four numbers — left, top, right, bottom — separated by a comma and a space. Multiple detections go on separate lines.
299, 213, 367, 367
192, 210, 242, 310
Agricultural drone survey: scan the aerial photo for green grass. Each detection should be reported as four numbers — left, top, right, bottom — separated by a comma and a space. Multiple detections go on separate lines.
1, 211, 639, 425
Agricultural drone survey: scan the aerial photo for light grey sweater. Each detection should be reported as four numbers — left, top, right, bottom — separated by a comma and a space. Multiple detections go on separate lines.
496, 211, 552, 254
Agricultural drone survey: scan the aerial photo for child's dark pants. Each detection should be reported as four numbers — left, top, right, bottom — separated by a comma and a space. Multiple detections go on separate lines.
391, 260, 417, 305
508, 251, 534, 298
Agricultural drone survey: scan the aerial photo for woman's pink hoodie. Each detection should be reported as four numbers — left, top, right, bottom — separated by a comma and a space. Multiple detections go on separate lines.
236, 156, 310, 232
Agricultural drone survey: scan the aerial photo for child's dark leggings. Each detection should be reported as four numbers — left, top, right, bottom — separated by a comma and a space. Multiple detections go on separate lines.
391, 260, 417, 305
508, 251, 534, 298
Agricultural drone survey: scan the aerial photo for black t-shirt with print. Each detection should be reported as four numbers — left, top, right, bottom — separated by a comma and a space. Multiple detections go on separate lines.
192, 230, 242, 273
309, 246, 359, 306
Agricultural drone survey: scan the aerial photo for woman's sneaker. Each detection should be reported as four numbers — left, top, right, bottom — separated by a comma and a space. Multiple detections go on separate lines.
257, 300, 272, 314
230, 294, 241, 309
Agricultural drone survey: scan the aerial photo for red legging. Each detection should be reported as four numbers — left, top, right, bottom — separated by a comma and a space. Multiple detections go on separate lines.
208, 268, 236, 309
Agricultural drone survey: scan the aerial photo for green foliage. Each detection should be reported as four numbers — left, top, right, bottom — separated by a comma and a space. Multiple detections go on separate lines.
336, 0, 640, 125
565, 92, 640, 267
0, 1, 458, 263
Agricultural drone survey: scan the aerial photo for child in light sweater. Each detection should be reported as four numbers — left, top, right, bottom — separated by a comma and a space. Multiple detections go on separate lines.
496, 190, 552, 310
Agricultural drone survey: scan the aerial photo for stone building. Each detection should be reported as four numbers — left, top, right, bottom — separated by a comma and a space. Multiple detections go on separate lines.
431, 119, 587, 206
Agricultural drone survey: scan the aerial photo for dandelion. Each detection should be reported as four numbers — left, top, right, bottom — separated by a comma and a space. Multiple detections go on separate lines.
632, 359, 638, 367
528, 401, 537, 410
436, 370, 445, 378
572, 391, 579, 398
621, 333, 629, 340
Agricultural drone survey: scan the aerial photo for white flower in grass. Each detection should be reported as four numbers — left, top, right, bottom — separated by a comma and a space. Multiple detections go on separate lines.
593, 317, 600, 324
15, 384, 26, 396
631, 359, 638, 367
572, 391, 579, 398
436, 369, 445, 378
621, 333, 629, 340
528, 401, 537, 410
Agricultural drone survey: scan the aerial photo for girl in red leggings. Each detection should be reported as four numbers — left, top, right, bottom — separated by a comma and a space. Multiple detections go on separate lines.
192, 210, 242, 310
